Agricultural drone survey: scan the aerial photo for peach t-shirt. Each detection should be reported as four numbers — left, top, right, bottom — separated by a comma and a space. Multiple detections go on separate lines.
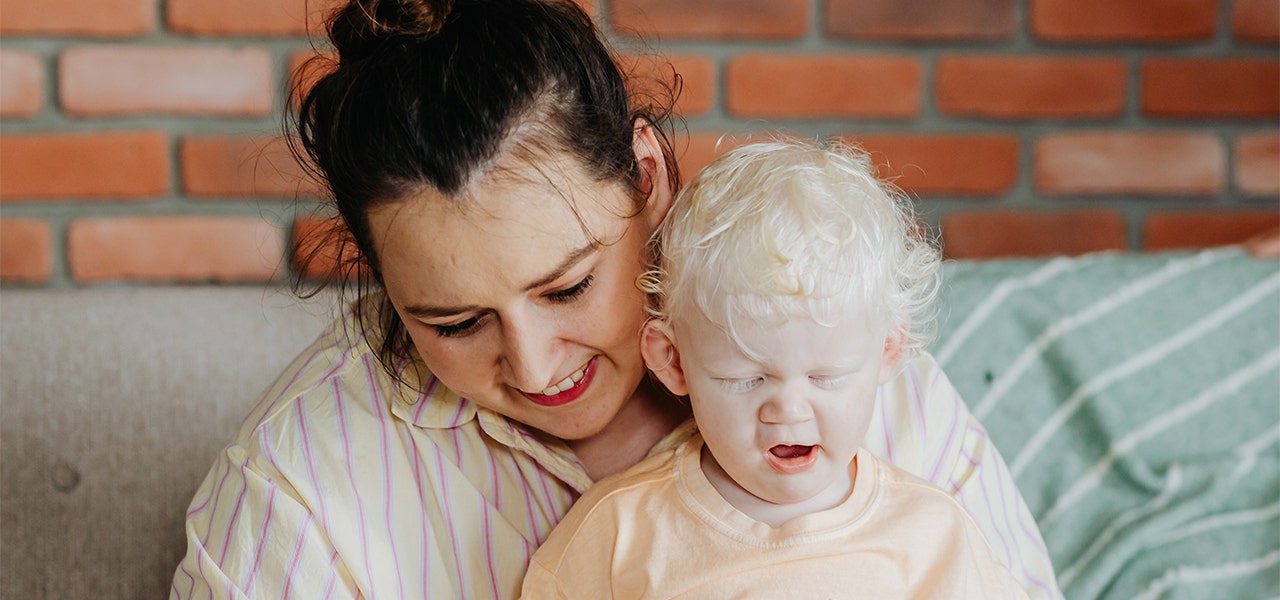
523, 434, 1029, 599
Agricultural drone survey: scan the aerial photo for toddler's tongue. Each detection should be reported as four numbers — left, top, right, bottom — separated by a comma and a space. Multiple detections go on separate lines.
770, 444, 812, 458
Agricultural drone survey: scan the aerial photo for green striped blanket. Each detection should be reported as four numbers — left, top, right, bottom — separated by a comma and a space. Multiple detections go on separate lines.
936, 248, 1280, 600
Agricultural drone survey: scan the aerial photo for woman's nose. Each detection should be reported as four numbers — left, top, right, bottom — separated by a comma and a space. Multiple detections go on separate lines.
499, 312, 561, 393
758, 386, 815, 424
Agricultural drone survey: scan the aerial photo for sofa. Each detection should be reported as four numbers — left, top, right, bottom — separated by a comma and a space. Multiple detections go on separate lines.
3, 248, 1276, 599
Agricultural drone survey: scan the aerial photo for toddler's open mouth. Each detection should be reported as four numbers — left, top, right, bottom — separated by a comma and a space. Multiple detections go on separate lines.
766, 444, 817, 473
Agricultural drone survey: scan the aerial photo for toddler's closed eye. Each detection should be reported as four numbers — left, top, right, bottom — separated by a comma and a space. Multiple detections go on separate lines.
809, 374, 851, 390
718, 377, 763, 394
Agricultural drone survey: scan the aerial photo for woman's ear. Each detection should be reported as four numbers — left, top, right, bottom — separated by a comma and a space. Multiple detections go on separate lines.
633, 121, 674, 230
641, 319, 689, 396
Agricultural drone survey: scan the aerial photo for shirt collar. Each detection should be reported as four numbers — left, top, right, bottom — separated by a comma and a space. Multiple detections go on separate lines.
388, 364, 479, 429
383, 363, 595, 490
386, 362, 700, 493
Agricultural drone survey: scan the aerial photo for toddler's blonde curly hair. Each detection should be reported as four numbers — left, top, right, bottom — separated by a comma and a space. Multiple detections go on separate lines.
640, 137, 941, 361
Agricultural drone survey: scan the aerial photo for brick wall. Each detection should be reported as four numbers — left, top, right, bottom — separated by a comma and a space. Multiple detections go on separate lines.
1, 0, 1277, 287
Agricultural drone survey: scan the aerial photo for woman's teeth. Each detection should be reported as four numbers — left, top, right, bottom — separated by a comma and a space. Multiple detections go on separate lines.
539, 366, 586, 396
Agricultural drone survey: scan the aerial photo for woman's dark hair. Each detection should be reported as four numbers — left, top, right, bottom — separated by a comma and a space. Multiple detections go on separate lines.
289, 0, 680, 384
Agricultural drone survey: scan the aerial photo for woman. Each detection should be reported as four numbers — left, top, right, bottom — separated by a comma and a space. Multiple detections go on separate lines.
170, 0, 1060, 598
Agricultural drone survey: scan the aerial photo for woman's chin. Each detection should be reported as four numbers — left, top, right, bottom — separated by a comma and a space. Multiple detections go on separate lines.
511, 365, 660, 443
515, 394, 622, 442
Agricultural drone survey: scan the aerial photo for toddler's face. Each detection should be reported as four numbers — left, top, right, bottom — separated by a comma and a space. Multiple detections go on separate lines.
675, 306, 895, 510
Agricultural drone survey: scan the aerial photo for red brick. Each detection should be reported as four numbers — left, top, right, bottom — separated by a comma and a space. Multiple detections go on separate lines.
1144, 211, 1280, 250
60, 46, 274, 117
1035, 131, 1224, 196
1233, 0, 1280, 43
826, 0, 1015, 41
299, 45, 688, 120
1236, 132, 1280, 197
1031, 0, 1216, 42
611, 0, 807, 40
574, 0, 598, 19
181, 135, 323, 199
0, 0, 155, 36
674, 132, 719, 184
292, 215, 363, 282
240, 0, 598, 29
0, 218, 52, 283
667, 55, 714, 117
673, 131, 756, 183
941, 209, 1128, 258
168, 0, 334, 36
215, 0, 592, 37
1143, 58, 1280, 119
0, 51, 43, 118
850, 134, 1020, 196
727, 54, 920, 119
674, 131, 1018, 198
936, 55, 1127, 119
621, 53, 715, 117
68, 216, 283, 283
0, 132, 169, 201
287, 50, 333, 107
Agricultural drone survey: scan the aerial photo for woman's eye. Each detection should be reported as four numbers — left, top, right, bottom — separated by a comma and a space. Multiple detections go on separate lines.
432, 315, 483, 338
810, 374, 851, 390
719, 377, 763, 394
547, 275, 593, 303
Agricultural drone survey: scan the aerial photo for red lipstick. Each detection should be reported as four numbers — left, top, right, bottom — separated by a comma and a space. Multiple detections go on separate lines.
521, 358, 596, 407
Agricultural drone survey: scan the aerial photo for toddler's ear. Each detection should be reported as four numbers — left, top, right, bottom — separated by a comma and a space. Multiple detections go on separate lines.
640, 319, 689, 396
878, 327, 909, 385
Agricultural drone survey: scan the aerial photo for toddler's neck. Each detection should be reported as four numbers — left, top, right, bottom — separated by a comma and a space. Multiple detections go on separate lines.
699, 444, 857, 529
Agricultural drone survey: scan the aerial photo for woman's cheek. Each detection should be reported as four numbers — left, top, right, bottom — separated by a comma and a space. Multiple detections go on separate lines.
407, 328, 484, 391
590, 273, 645, 339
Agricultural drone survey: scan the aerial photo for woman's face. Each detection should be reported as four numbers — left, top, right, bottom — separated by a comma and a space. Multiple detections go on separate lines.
368, 152, 666, 441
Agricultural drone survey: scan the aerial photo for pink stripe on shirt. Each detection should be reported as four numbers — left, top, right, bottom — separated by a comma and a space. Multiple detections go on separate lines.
279, 512, 313, 599
408, 442, 435, 595
215, 462, 251, 566
333, 379, 375, 593
927, 390, 963, 483
431, 435, 470, 594
296, 399, 332, 538
367, 357, 409, 599
242, 486, 278, 595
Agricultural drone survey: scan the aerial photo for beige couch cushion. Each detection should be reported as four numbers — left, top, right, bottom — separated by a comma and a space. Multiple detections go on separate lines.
1, 287, 336, 599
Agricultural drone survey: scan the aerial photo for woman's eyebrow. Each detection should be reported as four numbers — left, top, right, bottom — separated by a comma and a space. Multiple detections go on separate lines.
521, 241, 600, 292
401, 242, 600, 319
403, 303, 481, 320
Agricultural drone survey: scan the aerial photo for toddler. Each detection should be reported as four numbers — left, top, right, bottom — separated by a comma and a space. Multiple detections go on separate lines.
521, 139, 1028, 599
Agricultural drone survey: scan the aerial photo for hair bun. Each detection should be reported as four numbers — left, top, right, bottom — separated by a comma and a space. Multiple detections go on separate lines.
329, 0, 455, 60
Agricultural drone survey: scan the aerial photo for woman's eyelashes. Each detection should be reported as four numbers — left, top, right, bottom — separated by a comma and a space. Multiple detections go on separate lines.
432, 315, 485, 338
429, 275, 595, 338
546, 274, 593, 303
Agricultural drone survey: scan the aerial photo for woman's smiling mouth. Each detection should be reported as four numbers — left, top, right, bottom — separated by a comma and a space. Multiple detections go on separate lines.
522, 358, 597, 407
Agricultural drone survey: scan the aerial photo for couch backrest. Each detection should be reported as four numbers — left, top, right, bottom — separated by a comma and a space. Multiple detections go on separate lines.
1, 287, 337, 599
